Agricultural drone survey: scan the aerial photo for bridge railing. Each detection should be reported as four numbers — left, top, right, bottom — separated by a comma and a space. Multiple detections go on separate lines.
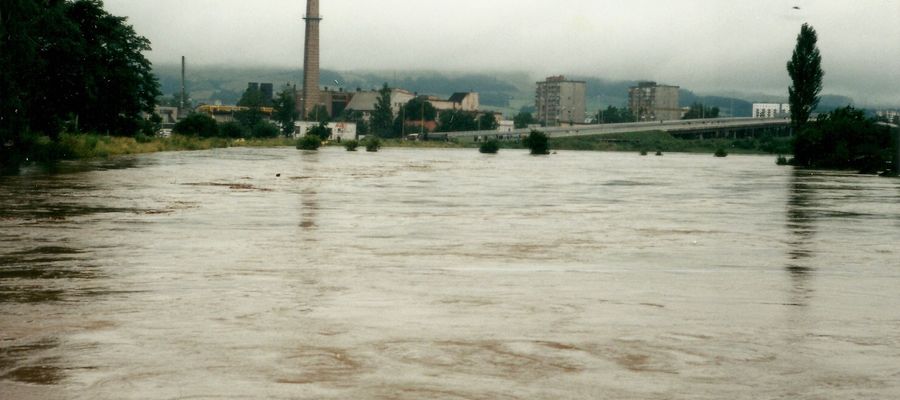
444, 117, 790, 139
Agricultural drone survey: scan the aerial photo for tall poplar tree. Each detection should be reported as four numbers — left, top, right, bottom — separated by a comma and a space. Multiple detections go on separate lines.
787, 23, 824, 129
272, 86, 299, 136
371, 83, 394, 137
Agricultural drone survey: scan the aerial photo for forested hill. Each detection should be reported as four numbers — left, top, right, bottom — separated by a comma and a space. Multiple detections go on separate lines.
154, 65, 855, 117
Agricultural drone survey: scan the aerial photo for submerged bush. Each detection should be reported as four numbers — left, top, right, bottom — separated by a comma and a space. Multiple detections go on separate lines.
523, 130, 549, 155
776, 155, 789, 165
479, 140, 500, 154
715, 148, 728, 157
296, 134, 321, 151
365, 137, 381, 152
344, 140, 359, 151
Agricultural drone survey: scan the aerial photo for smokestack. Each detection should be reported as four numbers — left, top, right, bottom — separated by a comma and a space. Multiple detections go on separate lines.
300, 0, 322, 119
180, 56, 186, 112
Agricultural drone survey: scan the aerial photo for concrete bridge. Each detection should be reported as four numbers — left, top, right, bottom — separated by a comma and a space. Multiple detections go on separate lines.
442, 117, 792, 141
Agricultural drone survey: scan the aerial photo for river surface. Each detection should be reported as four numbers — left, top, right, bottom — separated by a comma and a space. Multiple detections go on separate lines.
1, 147, 899, 399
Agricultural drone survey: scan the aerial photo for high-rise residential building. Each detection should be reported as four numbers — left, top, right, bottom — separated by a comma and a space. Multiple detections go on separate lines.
628, 81, 681, 121
535, 76, 586, 126
299, 0, 322, 118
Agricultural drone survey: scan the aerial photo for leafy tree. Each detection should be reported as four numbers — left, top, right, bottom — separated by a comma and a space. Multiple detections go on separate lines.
479, 113, 499, 131
794, 106, 892, 173
1, 0, 40, 168
1, 0, 160, 167
235, 85, 264, 128
251, 122, 280, 139
174, 113, 218, 137
140, 113, 163, 137
513, 112, 535, 129
218, 121, 247, 138
234, 109, 263, 129
271, 85, 298, 136
338, 110, 370, 135
682, 102, 720, 120
371, 83, 394, 137
390, 116, 414, 138
523, 130, 550, 155
787, 23, 824, 129
594, 106, 634, 124
306, 105, 330, 123
436, 110, 477, 132
792, 106, 892, 173
307, 121, 332, 141
65, 0, 160, 136
238, 87, 263, 107
401, 98, 436, 121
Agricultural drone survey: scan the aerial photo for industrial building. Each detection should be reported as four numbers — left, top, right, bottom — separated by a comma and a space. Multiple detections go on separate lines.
344, 88, 416, 121
246, 82, 274, 105
752, 103, 791, 118
628, 81, 681, 121
535, 76, 586, 126
294, 121, 357, 141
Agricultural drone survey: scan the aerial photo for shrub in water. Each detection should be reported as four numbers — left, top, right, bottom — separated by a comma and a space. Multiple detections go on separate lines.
365, 137, 381, 152
344, 140, 359, 151
296, 135, 321, 151
523, 130, 549, 155
715, 148, 728, 157
640, 150, 648, 156
776, 155, 789, 165
479, 139, 500, 154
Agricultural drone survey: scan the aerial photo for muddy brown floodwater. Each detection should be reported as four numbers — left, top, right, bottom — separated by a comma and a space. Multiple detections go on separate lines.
1, 147, 899, 399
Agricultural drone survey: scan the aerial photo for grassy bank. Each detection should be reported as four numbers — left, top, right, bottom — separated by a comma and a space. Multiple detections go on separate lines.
24, 133, 297, 161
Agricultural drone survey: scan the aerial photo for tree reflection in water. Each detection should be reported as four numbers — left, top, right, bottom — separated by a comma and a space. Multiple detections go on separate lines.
785, 170, 817, 308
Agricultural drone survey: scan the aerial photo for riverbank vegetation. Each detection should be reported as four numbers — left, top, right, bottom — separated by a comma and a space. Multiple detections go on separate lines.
784, 24, 897, 175
2, 0, 160, 173
16, 133, 298, 162
790, 107, 895, 174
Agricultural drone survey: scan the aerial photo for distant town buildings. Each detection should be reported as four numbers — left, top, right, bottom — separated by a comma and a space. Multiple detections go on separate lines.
628, 81, 681, 121
535, 76, 586, 126
875, 109, 899, 123
195, 105, 274, 123
294, 121, 357, 141
426, 92, 480, 113
344, 88, 416, 121
247, 82, 274, 105
752, 103, 791, 118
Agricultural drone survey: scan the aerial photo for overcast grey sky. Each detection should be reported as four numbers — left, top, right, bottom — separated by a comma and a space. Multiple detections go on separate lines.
105, 0, 900, 105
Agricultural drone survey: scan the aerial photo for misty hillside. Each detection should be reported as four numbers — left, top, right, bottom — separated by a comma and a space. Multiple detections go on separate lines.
154, 65, 856, 118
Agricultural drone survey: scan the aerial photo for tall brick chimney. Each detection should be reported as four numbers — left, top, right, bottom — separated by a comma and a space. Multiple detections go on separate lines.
299, 0, 321, 119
